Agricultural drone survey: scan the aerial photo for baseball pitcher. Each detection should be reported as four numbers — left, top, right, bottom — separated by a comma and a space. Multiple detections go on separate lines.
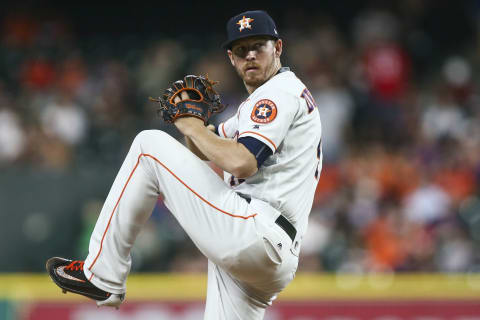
47, 10, 322, 320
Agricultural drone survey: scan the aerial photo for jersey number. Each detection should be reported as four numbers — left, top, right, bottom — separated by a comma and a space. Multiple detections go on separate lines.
301, 88, 317, 113
315, 139, 322, 180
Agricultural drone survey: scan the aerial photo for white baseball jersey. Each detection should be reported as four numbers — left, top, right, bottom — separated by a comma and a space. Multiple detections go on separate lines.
218, 70, 322, 236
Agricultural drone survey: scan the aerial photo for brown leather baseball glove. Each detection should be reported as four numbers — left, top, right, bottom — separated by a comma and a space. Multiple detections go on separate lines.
150, 75, 225, 125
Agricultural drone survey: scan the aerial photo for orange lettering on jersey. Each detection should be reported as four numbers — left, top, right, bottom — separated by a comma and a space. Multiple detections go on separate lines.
251, 99, 277, 124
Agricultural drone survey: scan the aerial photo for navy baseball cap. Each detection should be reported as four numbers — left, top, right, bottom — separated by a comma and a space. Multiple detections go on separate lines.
222, 10, 279, 49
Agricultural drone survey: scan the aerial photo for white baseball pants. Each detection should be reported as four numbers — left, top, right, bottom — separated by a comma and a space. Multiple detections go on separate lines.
82, 130, 299, 319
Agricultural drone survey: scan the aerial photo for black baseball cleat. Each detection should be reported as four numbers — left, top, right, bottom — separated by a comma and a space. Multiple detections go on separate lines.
46, 257, 125, 308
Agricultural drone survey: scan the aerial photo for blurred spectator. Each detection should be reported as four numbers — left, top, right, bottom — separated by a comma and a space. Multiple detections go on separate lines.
312, 72, 354, 162
347, 176, 379, 232
354, 10, 409, 101
300, 210, 333, 271
0, 107, 26, 163
434, 222, 474, 272
57, 54, 88, 97
40, 91, 87, 145
137, 40, 186, 100
25, 124, 72, 169
364, 202, 407, 271
21, 56, 56, 90
403, 175, 451, 225
421, 86, 467, 142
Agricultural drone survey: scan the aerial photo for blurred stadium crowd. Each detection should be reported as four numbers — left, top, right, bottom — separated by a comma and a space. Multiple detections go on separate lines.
1, 2, 480, 274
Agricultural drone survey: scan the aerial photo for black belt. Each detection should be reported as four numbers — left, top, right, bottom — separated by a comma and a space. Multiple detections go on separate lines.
275, 214, 297, 242
239, 194, 297, 242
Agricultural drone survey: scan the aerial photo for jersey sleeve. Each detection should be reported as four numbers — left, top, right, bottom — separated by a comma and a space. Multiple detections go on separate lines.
217, 114, 238, 139
237, 94, 297, 153
237, 136, 273, 168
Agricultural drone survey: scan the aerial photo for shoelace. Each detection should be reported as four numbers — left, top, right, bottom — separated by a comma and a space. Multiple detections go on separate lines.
65, 260, 85, 271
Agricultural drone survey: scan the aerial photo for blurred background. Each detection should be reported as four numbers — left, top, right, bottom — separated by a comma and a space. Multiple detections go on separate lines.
1, 0, 480, 319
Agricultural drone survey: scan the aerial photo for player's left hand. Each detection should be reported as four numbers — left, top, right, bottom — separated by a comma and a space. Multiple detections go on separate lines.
149, 75, 225, 125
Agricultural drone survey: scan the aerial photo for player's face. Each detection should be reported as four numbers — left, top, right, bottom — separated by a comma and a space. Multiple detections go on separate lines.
228, 36, 282, 91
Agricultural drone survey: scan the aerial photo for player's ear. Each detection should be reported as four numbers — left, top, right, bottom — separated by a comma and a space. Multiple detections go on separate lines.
227, 50, 236, 66
274, 39, 282, 58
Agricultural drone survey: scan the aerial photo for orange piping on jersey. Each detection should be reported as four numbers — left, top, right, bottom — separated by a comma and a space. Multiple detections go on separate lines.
144, 153, 256, 220
221, 122, 227, 137
88, 153, 142, 270
88, 153, 257, 270
238, 131, 277, 151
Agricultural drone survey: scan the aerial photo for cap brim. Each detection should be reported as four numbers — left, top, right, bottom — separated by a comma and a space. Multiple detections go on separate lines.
222, 33, 279, 49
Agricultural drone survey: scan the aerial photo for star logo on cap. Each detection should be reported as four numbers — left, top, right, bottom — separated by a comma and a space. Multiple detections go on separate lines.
237, 16, 254, 32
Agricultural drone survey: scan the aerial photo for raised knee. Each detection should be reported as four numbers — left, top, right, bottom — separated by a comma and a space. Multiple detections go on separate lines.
133, 130, 170, 146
